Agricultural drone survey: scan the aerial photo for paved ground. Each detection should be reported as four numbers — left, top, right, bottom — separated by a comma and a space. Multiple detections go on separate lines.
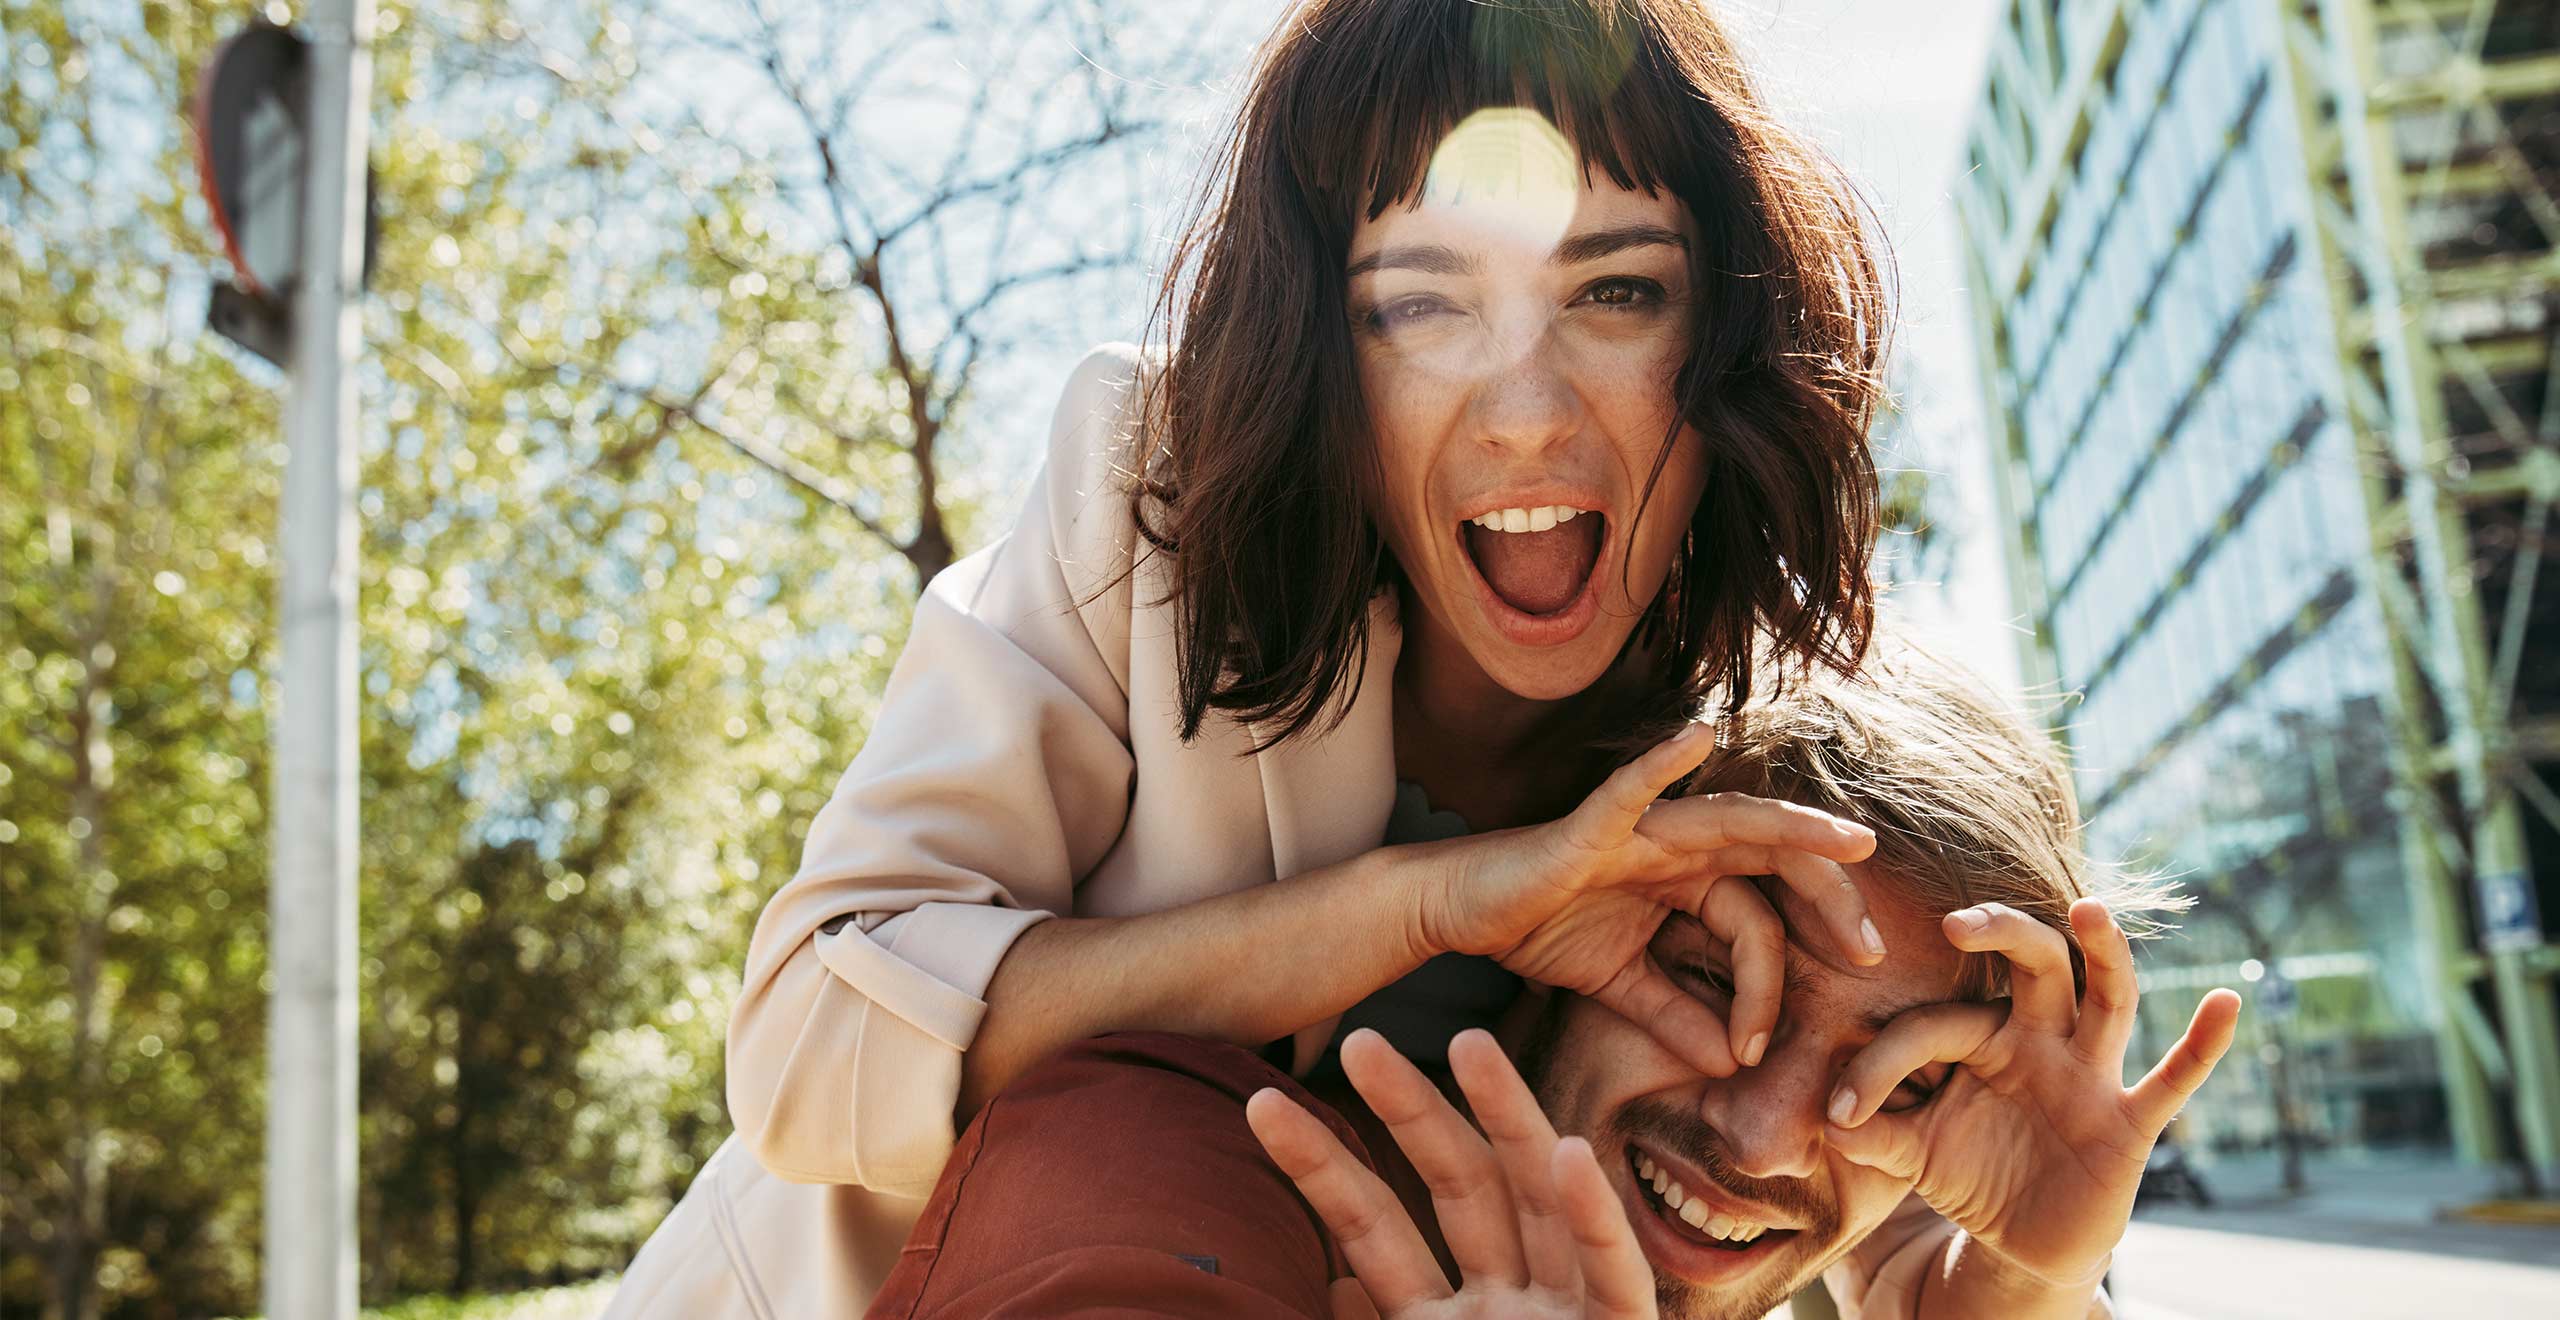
2111, 1212, 2560, 1319
2106, 1152, 2560, 1319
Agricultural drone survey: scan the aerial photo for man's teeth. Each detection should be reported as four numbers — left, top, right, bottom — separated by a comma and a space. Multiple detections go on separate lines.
1633, 1151, 1769, 1244
1468, 505, 1584, 533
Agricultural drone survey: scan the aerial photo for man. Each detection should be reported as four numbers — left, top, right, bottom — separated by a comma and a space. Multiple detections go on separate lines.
868, 647, 2243, 1319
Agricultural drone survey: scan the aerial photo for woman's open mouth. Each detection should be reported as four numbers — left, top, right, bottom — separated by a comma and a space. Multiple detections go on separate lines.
1455, 504, 1607, 646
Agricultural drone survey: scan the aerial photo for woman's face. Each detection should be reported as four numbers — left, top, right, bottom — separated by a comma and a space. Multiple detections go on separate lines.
1349, 149, 1709, 704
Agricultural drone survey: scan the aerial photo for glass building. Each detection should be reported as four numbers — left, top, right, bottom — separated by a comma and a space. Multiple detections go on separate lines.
1956, 0, 2560, 1181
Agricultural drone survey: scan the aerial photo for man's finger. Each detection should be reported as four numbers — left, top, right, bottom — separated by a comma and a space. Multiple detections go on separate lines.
1340, 1030, 1529, 1292
1943, 903, 2076, 1033
1826, 1001, 2005, 1128
2069, 898, 2139, 1068
1589, 957, 1739, 1078
1245, 1088, 1453, 1312
2128, 988, 2243, 1134
1447, 1029, 1584, 1300
1327, 1279, 1383, 1320
1552, 1137, 1659, 1319
1697, 878, 1785, 1066
1823, 1106, 1928, 1181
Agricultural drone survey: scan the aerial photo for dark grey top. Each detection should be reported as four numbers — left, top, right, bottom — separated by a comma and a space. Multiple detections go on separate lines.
1321, 781, 1523, 1070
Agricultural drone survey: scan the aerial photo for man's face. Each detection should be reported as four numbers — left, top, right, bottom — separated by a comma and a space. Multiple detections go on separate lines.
1520, 873, 1970, 1320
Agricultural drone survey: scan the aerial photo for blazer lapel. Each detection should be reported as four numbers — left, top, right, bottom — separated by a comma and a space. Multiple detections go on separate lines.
1249, 592, 1403, 1075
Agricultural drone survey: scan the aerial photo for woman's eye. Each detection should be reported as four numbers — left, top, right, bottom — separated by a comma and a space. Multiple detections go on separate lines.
1361, 295, 1448, 333
1581, 276, 1664, 310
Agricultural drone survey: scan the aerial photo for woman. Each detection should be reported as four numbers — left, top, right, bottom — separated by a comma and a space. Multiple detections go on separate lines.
606, 0, 1893, 1313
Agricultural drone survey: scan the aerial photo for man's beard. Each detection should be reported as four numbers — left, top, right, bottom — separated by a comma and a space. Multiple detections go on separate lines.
1516, 998, 1847, 1320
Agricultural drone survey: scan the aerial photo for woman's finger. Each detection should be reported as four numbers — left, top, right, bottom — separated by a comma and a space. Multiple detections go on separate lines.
1552, 1136, 1659, 1319
1446, 1030, 1583, 1300
1245, 1087, 1454, 1312
2128, 988, 2243, 1134
1339, 1030, 1529, 1291
1943, 903, 2076, 1033
1574, 723, 1720, 844
1762, 848, 1886, 968
1638, 790, 1879, 867
1826, 1001, 2006, 1128
1696, 878, 1785, 1066
2069, 898, 2140, 1068
1588, 956, 1739, 1078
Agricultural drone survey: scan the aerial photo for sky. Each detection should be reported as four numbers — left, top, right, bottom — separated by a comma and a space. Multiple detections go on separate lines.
1709, 0, 2025, 689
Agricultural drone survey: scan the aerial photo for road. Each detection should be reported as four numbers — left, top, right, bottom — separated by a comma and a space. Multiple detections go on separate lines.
2107, 1208, 2560, 1319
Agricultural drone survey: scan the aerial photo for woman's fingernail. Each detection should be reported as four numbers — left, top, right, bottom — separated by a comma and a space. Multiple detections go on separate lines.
1742, 1032, 1769, 1067
1949, 908, 1989, 935
1860, 917, 1886, 958
1828, 1087, 1858, 1127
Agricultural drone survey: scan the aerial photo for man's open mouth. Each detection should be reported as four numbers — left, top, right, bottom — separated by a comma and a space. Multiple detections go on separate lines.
1460, 505, 1604, 616
1625, 1144, 1797, 1255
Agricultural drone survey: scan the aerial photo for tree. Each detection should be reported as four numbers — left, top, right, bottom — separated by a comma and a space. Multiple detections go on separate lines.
2140, 695, 2400, 1195
2, 0, 1220, 1312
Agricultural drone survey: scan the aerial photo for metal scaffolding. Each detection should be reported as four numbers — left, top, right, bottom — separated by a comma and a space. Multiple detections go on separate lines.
1956, 0, 2560, 1184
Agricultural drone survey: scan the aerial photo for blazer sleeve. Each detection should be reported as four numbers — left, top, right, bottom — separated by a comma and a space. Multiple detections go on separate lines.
1822, 1193, 2113, 1319
724, 343, 1153, 1195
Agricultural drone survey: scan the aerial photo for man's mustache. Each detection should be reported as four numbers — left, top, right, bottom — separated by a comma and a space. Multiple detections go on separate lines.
1613, 1098, 1839, 1233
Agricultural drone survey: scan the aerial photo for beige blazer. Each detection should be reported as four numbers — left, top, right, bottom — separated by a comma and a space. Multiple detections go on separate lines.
602, 344, 1998, 1320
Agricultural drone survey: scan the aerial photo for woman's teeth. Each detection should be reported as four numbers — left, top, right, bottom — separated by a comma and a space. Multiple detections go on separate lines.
1468, 505, 1584, 533
1634, 1150, 1769, 1245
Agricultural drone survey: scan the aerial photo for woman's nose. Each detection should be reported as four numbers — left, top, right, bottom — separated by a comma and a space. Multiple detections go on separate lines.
1466, 332, 1580, 457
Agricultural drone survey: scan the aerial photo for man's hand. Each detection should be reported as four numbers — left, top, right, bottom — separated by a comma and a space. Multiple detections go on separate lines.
1246, 1029, 1657, 1320
1824, 898, 2243, 1305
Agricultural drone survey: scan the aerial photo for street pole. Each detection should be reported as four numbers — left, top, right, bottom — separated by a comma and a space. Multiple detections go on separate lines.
266, 0, 370, 1315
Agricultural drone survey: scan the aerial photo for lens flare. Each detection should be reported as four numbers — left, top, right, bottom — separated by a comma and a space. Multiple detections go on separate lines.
1423, 107, 1578, 252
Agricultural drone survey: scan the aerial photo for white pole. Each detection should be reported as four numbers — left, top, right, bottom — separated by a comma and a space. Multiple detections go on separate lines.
267, 0, 370, 1315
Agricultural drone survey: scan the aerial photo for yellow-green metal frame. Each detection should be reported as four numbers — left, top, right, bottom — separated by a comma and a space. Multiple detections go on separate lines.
1957, 0, 2560, 1180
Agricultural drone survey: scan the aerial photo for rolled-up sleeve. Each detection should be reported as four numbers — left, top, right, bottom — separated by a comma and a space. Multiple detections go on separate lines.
725, 343, 1152, 1195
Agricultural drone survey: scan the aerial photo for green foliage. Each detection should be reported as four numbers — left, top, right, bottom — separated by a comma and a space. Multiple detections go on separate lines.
1, 1, 957, 1313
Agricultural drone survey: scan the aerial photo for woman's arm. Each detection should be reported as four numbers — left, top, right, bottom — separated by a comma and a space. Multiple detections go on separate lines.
959, 843, 1435, 1115
967, 723, 1885, 1116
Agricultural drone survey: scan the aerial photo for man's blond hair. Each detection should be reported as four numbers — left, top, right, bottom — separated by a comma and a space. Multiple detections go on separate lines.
1678, 638, 2186, 997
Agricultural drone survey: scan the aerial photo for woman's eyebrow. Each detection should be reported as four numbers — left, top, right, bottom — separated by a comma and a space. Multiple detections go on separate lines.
1345, 244, 1477, 278
1549, 223, 1688, 266
1343, 224, 1688, 279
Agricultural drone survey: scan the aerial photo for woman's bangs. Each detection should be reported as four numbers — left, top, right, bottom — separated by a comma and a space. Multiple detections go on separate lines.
1283, 4, 1693, 223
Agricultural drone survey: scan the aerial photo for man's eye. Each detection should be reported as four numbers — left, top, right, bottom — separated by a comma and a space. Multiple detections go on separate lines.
1671, 960, 1735, 1000
1878, 1067, 1949, 1114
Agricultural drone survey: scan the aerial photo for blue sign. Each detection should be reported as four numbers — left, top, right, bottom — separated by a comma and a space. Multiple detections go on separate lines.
2477, 867, 2543, 955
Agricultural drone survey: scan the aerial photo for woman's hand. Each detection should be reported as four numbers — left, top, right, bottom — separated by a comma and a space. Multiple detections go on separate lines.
1247, 1029, 1656, 1320
1823, 899, 2243, 1304
1414, 722, 1882, 1078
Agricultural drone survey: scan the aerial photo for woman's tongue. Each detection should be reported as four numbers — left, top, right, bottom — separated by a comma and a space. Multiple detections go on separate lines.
1464, 518, 1602, 616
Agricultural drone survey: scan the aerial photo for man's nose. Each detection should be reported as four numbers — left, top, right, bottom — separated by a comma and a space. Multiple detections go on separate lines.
1696, 1047, 1829, 1182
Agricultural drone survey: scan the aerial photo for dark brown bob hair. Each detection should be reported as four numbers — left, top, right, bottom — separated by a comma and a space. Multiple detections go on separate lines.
1134, 0, 1892, 746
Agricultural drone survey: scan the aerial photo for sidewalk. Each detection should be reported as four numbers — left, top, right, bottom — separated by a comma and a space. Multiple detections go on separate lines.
2131, 1150, 2560, 1272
